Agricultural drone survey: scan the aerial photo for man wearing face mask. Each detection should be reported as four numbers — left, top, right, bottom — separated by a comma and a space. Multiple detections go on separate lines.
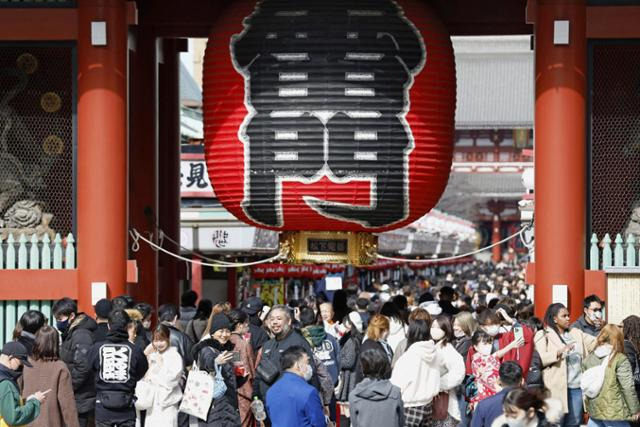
0, 342, 46, 425
253, 305, 320, 405
265, 346, 327, 427
572, 295, 604, 337
52, 297, 97, 427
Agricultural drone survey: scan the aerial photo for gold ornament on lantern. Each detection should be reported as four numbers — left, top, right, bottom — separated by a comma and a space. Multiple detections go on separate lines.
40, 92, 62, 113
16, 53, 38, 75
280, 231, 377, 265
42, 135, 64, 155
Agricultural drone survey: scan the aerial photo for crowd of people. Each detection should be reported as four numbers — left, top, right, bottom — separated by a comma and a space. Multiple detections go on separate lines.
1, 260, 640, 427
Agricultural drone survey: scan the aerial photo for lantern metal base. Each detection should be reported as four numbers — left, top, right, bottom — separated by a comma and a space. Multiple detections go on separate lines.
279, 231, 377, 266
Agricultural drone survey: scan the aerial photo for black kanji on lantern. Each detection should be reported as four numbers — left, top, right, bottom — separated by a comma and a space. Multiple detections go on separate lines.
231, 0, 425, 228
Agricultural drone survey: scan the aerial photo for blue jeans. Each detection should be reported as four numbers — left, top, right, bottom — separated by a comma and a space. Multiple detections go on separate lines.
457, 394, 469, 427
588, 419, 630, 427
563, 388, 584, 427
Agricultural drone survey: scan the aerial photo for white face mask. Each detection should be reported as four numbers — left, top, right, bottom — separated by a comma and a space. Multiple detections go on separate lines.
303, 363, 313, 382
484, 325, 501, 337
454, 329, 466, 339
431, 327, 445, 341
476, 343, 493, 356
589, 311, 603, 321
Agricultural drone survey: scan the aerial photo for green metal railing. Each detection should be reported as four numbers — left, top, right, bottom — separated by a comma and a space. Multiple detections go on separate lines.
0, 300, 54, 345
0, 233, 75, 270
590, 233, 640, 270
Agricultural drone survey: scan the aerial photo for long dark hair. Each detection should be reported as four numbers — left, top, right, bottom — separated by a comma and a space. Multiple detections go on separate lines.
381, 301, 406, 325
227, 309, 248, 333
623, 315, 640, 354
543, 303, 567, 339
194, 299, 213, 321
32, 325, 60, 362
406, 319, 430, 350
341, 312, 363, 347
433, 315, 454, 346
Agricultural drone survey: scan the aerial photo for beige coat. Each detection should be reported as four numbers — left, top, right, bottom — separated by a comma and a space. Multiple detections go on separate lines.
533, 327, 596, 413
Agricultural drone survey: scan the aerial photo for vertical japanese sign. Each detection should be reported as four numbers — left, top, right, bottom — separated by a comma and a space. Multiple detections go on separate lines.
204, 0, 456, 232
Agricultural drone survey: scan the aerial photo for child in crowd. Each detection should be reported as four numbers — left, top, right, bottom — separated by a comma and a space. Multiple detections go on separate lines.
469, 330, 501, 412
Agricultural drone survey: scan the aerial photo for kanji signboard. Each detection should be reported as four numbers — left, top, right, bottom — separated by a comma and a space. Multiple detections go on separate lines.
204, 0, 455, 232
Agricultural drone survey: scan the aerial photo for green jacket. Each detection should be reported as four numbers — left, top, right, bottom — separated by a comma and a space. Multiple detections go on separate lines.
583, 350, 640, 420
0, 378, 40, 426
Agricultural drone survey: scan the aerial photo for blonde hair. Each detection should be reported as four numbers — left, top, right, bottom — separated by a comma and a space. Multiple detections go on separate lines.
366, 314, 390, 341
596, 324, 624, 366
454, 311, 478, 337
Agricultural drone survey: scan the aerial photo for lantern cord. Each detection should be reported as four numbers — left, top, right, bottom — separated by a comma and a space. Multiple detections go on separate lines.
156, 230, 238, 265
129, 228, 284, 268
376, 222, 533, 264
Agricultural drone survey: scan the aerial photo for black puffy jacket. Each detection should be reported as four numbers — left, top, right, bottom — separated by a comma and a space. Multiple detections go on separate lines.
253, 328, 320, 401
192, 338, 241, 427
90, 329, 149, 423
59, 313, 97, 413
163, 322, 194, 367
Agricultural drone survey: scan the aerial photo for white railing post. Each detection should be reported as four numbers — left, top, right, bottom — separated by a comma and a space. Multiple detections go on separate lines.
29, 234, 39, 270
602, 234, 613, 269
614, 234, 625, 267
53, 234, 63, 269
41, 234, 51, 269
65, 233, 75, 269
627, 234, 637, 268
590, 233, 599, 270
17, 234, 27, 269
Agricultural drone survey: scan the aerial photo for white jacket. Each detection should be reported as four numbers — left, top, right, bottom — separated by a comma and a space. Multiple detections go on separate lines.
436, 341, 466, 420
387, 318, 407, 355
145, 346, 184, 408
391, 340, 441, 407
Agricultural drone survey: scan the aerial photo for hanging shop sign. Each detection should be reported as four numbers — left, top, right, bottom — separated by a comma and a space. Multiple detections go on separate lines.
203, 0, 456, 264
180, 158, 215, 197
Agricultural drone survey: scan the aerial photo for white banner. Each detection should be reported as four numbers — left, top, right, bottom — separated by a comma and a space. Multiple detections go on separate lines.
180, 160, 214, 195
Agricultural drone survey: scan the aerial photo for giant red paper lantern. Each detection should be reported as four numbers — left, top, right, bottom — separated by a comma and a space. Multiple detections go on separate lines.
204, 0, 455, 233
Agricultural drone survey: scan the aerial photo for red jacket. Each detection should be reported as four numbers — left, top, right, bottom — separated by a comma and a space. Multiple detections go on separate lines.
465, 325, 535, 377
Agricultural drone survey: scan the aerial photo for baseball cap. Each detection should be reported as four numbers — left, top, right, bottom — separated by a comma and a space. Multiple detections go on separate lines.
1, 342, 32, 367
242, 297, 264, 316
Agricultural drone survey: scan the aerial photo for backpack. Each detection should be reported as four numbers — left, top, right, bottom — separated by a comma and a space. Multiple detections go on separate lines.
580, 353, 611, 398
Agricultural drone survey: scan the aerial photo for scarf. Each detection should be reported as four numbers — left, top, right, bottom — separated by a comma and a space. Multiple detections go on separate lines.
302, 325, 326, 348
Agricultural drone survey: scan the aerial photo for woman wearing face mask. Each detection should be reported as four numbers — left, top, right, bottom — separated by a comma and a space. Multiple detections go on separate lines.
582, 324, 640, 427
432, 315, 466, 427
534, 303, 595, 427
492, 387, 564, 427
140, 324, 183, 427
191, 313, 241, 427
227, 309, 255, 427
465, 310, 525, 376
390, 319, 440, 426
453, 312, 477, 360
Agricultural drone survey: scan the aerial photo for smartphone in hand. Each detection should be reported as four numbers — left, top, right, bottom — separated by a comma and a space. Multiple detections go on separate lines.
231, 351, 241, 363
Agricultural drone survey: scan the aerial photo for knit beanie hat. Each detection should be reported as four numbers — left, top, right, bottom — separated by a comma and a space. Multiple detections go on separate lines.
94, 298, 113, 319
209, 313, 231, 335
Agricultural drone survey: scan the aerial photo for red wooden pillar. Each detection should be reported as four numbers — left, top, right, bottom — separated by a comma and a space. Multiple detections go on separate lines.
228, 267, 237, 307
128, 27, 158, 308
492, 214, 502, 263
158, 38, 183, 305
191, 255, 203, 301
77, 0, 128, 313
533, 0, 587, 320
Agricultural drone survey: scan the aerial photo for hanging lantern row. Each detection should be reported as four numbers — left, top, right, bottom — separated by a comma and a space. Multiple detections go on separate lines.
203, 0, 456, 265
251, 263, 346, 280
